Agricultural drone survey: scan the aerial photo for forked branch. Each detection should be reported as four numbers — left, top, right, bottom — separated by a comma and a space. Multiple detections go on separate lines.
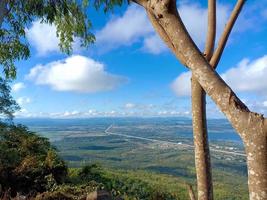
210, 0, 245, 68
146, 10, 187, 66
144, 0, 253, 135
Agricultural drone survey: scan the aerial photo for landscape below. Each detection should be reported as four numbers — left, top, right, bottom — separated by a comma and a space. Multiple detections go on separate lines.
5, 117, 248, 199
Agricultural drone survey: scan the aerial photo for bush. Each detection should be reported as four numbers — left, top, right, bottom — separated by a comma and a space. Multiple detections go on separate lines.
0, 122, 67, 196
76, 164, 179, 200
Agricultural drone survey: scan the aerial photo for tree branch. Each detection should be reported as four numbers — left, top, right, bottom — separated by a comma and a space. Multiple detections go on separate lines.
130, 0, 147, 7
204, 0, 216, 60
264, 119, 267, 133
146, 10, 187, 66
210, 0, 245, 68
187, 184, 196, 200
145, 0, 265, 137
191, 1, 216, 200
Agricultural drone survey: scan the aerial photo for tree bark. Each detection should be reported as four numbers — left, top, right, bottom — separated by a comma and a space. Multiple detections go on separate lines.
191, 0, 216, 199
244, 127, 267, 200
141, 0, 267, 198
191, 1, 245, 199
191, 79, 213, 200
210, 0, 245, 68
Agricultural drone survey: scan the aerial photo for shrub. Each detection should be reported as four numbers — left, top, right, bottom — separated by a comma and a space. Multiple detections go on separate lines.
0, 123, 67, 196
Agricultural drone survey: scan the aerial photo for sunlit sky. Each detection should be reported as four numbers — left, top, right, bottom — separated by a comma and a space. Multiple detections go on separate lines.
11, 0, 267, 119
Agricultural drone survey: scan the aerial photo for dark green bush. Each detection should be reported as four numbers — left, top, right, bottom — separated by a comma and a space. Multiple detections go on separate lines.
0, 122, 67, 196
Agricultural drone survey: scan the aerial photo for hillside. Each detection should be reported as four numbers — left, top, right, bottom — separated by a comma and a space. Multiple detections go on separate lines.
0, 121, 249, 199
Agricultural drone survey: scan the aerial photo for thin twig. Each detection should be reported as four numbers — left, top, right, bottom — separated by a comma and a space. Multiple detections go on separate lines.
187, 184, 196, 200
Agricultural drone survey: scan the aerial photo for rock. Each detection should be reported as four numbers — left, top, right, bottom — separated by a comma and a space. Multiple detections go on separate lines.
86, 190, 111, 200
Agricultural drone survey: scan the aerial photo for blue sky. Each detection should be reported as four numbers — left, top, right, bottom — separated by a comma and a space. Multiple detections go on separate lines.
11, 0, 267, 118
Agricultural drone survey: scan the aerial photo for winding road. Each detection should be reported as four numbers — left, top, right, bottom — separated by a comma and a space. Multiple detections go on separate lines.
104, 125, 246, 157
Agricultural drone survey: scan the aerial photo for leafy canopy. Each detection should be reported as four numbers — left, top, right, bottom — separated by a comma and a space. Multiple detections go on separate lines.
0, 0, 125, 79
0, 77, 19, 120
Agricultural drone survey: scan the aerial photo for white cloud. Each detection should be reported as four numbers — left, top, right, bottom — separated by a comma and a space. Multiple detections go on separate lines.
123, 102, 155, 110
62, 110, 81, 117
12, 82, 25, 92
96, 5, 153, 51
142, 34, 167, 54
26, 20, 59, 55
15, 108, 191, 118
171, 55, 267, 97
96, 3, 230, 54
124, 103, 136, 109
264, 101, 267, 107
17, 97, 31, 105
178, 2, 229, 48
27, 55, 127, 93
171, 71, 191, 96
95, 5, 168, 54
222, 55, 267, 95
157, 110, 191, 117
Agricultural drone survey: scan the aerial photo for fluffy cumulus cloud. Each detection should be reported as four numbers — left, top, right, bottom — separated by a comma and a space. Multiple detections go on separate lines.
96, 5, 153, 48
222, 55, 267, 95
12, 82, 25, 92
96, 3, 230, 54
171, 71, 191, 96
95, 5, 166, 54
17, 97, 31, 105
26, 20, 59, 55
171, 55, 267, 97
142, 34, 167, 54
170, 55, 267, 117
124, 103, 136, 109
178, 2, 229, 48
27, 55, 127, 93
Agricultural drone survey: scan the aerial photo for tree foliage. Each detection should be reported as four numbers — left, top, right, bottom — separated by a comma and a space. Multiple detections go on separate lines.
0, 0, 126, 79
0, 77, 19, 120
0, 123, 67, 196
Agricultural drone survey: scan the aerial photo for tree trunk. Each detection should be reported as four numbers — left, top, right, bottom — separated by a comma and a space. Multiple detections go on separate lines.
191, 77, 213, 200
191, 0, 215, 199
243, 125, 267, 200
140, 0, 267, 198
